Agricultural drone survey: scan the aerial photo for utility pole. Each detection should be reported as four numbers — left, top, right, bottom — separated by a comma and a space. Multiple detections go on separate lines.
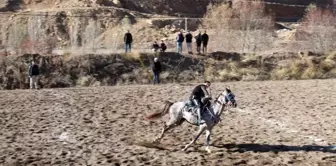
185, 17, 188, 32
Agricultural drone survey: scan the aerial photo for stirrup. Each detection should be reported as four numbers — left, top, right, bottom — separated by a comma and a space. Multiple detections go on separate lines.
197, 119, 202, 125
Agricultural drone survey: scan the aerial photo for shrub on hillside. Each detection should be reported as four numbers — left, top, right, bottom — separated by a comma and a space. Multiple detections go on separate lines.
270, 55, 336, 80
202, 0, 275, 53
296, 5, 336, 52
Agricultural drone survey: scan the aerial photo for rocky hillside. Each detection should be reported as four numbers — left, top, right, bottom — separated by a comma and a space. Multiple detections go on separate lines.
0, 0, 335, 56
0, 0, 218, 16
1, 0, 334, 16
264, 0, 335, 21
1, 52, 335, 89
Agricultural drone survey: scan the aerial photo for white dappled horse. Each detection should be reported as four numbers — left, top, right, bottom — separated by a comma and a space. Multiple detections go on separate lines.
145, 89, 237, 153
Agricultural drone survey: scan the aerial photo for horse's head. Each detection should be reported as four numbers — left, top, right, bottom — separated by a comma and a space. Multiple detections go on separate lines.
216, 87, 237, 108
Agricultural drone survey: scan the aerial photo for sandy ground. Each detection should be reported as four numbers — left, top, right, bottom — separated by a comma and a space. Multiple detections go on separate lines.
0, 79, 336, 166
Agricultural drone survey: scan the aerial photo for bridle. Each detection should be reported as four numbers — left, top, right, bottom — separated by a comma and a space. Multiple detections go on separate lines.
214, 93, 235, 108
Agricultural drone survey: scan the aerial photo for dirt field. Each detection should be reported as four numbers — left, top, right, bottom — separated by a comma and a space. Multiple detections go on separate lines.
0, 79, 335, 166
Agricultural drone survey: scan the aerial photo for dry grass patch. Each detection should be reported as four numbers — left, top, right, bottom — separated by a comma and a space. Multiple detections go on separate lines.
271, 54, 336, 80
320, 59, 336, 72
326, 51, 336, 61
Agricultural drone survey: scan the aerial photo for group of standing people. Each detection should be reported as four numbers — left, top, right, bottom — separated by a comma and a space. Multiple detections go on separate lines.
124, 30, 209, 54
152, 40, 167, 53
26, 30, 208, 89
123, 29, 209, 86
176, 30, 209, 55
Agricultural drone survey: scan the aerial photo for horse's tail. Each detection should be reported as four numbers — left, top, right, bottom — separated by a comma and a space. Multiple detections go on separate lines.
145, 101, 173, 120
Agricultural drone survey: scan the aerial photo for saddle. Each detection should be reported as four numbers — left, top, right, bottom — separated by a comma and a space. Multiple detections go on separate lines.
183, 101, 219, 123
183, 100, 197, 114
183, 100, 209, 115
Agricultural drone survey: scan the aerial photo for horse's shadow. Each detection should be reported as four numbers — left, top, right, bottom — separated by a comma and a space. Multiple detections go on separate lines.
213, 143, 336, 153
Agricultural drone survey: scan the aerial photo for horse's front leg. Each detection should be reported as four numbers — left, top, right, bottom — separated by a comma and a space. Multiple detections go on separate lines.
205, 129, 212, 153
182, 125, 206, 151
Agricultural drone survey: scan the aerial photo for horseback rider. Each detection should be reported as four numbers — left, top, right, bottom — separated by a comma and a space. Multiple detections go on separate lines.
190, 81, 212, 125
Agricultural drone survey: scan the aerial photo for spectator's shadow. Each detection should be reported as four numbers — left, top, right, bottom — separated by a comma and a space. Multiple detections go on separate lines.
214, 143, 336, 153
208, 51, 242, 61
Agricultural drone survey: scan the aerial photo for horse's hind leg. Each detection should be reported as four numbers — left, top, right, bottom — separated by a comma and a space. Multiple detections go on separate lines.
154, 123, 172, 142
154, 119, 184, 143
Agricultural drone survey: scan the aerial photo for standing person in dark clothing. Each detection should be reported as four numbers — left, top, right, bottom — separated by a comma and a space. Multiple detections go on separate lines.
195, 31, 202, 55
160, 40, 167, 52
124, 30, 133, 53
228, 0, 233, 8
202, 31, 209, 54
176, 31, 185, 54
152, 57, 162, 85
152, 41, 160, 53
189, 81, 211, 125
28, 60, 40, 89
185, 30, 193, 54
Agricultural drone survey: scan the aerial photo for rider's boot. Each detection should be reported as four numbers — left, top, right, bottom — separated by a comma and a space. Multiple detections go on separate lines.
197, 107, 201, 125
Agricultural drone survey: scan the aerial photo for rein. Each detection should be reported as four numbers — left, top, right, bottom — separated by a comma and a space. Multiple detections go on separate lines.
214, 94, 225, 106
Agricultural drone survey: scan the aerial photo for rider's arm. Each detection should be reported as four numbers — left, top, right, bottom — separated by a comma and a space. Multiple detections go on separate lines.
201, 86, 210, 97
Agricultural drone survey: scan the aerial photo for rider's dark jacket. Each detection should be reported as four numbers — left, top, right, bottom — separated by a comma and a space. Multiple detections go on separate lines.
190, 84, 210, 106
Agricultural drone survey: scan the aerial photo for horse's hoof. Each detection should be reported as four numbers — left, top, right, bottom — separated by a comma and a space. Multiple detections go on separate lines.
152, 139, 160, 144
205, 147, 211, 153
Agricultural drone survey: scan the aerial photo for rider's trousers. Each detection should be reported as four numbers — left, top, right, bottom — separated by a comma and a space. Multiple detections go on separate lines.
192, 99, 202, 122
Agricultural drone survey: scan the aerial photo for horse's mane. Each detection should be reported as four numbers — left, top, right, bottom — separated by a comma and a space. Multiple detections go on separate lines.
213, 92, 222, 104
214, 90, 226, 102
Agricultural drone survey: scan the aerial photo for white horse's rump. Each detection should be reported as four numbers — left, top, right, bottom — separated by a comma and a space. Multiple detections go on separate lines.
145, 89, 237, 153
